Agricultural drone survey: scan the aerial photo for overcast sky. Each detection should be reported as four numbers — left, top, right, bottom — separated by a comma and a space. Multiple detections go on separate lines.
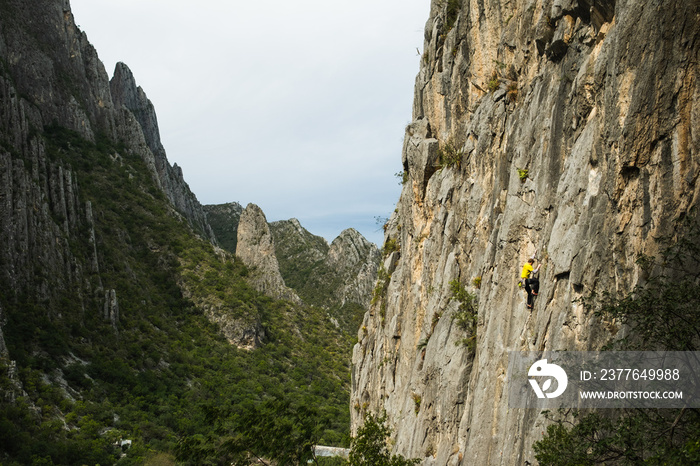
70, 0, 430, 246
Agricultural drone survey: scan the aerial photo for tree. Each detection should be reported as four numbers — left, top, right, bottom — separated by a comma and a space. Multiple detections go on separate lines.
177, 398, 325, 465
347, 413, 419, 466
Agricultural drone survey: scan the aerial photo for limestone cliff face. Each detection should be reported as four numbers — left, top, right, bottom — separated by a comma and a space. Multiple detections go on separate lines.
351, 0, 700, 464
236, 203, 301, 303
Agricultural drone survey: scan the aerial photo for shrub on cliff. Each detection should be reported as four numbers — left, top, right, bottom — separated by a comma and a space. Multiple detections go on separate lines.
348, 412, 419, 466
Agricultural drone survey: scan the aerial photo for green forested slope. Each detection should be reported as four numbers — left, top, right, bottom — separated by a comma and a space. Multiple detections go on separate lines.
0, 126, 352, 465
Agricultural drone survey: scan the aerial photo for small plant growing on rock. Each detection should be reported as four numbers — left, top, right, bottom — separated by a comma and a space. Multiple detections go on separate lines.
394, 170, 408, 185
436, 140, 464, 169
383, 238, 400, 256
450, 279, 478, 350
488, 71, 500, 92
412, 393, 422, 414
430, 311, 442, 333
441, 0, 462, 35
506, 82, 518, 102
472, 276, 482, 289
518, 168, 529, 182
371, 267, 391, 325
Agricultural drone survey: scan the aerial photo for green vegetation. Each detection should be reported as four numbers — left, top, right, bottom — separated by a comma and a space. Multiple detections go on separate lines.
411, 394, 422, 414
383, 237, 400, 257
348, 413, 420, 466
506, 82, 518, 102
472, 276, 482, 289
436, 140, 464, 169
488, 71, 500, 92
371, 267, 392, 324
442, 0, 462, 34
450, 279, 478, 350
266, 221, 369, 334
517, 168, 529, 182
535, 409, 700, 466
394, 170, 408, 185
534, 219, 700, 465
203, 204, 241, 253
0, 125, 353, 464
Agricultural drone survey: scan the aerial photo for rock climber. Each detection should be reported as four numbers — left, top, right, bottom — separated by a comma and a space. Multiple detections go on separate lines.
520, 250, 540, 309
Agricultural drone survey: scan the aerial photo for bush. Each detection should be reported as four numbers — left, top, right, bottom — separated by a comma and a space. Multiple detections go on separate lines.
436, 141, 464, 169
517, 168, 529, 182
488, 71, 500, 92
442, 0, 462, 34
348, 413, 419, 466
450, 279, 478, 350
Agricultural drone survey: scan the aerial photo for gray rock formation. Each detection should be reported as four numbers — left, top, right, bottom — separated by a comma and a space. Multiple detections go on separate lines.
0, 0, 217, 352
351, 0, 700, 464
110, 62, 216, 242
236, 203, 301, 303
0, 1, 213, 244
0, 0, 116, 141
326, 228, 382, 309
0, 1, 117, 330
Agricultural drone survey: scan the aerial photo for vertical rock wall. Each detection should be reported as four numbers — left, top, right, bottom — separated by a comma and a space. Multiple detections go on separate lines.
351, 0, 700, 464
236, 203, 301, 303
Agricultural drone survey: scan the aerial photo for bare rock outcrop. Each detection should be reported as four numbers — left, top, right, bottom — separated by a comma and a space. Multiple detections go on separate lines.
351, 0, 700, 464
236, 204, 300, 303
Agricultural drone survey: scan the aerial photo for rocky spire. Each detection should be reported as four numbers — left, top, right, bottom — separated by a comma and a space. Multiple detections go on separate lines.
236, 203, 300, 303
109, 62, 216, 241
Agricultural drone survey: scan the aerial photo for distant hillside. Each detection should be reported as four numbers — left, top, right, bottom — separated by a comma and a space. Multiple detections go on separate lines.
270, 220, 381, 333
206, 204, 381, 334
204, 202, 243, 252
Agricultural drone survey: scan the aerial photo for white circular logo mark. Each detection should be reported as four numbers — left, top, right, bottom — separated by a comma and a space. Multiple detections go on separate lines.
528, 359, 568, 398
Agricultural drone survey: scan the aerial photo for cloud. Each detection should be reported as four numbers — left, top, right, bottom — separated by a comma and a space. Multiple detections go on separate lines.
70, 0, 428, 244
